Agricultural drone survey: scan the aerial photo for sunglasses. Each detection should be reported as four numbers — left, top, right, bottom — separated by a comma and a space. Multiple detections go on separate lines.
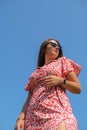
49, 42, 60, 48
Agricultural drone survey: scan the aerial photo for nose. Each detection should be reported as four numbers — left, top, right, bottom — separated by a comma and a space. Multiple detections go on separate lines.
55, 46, 59, 49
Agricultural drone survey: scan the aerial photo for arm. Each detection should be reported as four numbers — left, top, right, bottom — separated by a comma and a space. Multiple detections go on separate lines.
18, 91, 32, 119
14, 91, 33, 130
63, 71, 81, 94
43, 71, 81, 94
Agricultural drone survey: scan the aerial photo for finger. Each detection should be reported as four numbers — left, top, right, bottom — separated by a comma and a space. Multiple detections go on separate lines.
47, 84, 54, 88
44, 81, 53, 85
45, 82, 54, 86
14, 125, 18, 130
17, 125, 21, 130
43, 77, 52, 82
44, 79, 52, 83
21, 124, 24, 130
14, 126, 16, 130
43, 75, 52, 80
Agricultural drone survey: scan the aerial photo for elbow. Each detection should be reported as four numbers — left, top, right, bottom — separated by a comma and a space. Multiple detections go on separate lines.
72, 86, 82, 94
71, 89, 81, 94
77, 84, 82, 94
76, 88, 81, 94
73, 82, 82, 94
78, 87, 82, 94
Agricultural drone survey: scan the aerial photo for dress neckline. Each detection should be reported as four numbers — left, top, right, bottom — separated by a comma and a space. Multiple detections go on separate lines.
37, 60, 56, 69
44, 59, 56, 65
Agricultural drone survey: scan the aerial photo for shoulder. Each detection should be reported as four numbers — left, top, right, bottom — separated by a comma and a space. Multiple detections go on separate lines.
58, 56, 82, 76
56, 56, 69, 63
58, 56, 70, 61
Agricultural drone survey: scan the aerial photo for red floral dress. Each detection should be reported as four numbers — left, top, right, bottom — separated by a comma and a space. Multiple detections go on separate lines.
25, 57, 82, 130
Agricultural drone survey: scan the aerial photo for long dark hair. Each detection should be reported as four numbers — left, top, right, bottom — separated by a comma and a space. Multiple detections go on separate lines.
37, 38, 63, 67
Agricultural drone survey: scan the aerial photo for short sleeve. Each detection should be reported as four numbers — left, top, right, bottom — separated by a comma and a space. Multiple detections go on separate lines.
25, 80, 31, 91
25, 77, 36, 92
61, 57, 82, 76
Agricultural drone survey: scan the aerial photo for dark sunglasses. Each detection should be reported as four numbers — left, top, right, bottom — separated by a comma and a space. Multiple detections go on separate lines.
49, 42, 60, 48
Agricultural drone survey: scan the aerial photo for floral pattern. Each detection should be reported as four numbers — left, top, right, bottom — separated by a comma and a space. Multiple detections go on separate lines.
25, 57, 82, 130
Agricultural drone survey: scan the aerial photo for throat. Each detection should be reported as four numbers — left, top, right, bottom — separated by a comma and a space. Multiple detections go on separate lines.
45, 59, 56, 65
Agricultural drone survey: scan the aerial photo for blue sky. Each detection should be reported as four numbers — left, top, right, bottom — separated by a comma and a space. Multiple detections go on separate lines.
0, 0, 87, 130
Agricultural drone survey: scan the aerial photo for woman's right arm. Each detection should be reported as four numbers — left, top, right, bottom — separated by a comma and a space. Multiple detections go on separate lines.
14, 91, 33, 130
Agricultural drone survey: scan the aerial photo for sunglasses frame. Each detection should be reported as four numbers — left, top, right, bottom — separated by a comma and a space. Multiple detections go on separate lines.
49, 42, 60, 48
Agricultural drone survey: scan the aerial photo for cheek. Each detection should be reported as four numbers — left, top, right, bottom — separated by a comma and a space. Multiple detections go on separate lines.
54, 50, 59, 58
57, 51, 59, 55
45, 47, 52, 54
57, 51, 60, 57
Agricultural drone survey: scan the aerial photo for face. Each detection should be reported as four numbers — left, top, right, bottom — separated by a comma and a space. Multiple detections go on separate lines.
45, 40, 60, 60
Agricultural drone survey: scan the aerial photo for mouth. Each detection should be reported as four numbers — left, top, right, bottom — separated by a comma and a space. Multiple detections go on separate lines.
54, 49, 58, 53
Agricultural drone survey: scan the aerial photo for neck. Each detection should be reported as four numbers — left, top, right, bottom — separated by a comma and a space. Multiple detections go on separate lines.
45, 53, 57, 65
45, 57, 55, 65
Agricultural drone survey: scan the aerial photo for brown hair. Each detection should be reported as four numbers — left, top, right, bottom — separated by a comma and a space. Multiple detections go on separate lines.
37, 38, 63, 67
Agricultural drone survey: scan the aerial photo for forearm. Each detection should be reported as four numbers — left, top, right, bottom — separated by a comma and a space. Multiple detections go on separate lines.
18, 102, 29, 119
43, 74, 81, 94
17, 91, 33, 120
63, 79, 81, 94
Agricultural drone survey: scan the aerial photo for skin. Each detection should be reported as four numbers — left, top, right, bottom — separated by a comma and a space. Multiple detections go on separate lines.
14, 92, 33, 130
43, 40, 81, 94
45, 40, 60, 64
14, 40, 81, 130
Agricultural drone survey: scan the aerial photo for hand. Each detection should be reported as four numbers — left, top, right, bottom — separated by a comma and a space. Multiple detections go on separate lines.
42, 75, 63, 88
14, 119, 24, 130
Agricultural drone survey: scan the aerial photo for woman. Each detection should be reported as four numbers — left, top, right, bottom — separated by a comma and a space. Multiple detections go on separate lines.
14, 38, 82, 130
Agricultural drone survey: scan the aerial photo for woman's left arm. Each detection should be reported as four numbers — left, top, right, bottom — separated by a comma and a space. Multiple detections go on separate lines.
43, 71, 81, 94
63, 71, 82, 94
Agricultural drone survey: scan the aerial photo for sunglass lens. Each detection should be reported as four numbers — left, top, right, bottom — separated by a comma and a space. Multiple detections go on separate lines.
50, 42, 58, 47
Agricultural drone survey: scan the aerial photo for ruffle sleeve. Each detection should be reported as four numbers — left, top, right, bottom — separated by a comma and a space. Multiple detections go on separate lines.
25, 68, 42, 92
25, 77, 36, 92
61, 57, 82, 77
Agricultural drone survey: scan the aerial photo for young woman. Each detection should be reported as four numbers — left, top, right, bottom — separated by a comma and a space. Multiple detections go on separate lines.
14, 38, 82, 130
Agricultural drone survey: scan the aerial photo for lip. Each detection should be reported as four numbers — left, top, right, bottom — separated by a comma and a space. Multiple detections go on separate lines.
54, 49, 58, 53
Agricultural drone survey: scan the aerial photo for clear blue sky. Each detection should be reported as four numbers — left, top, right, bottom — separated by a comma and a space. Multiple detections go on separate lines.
0, 0, 87, 130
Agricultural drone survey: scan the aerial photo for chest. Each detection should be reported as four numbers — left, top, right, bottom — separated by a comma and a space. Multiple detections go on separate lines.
30, 61, 63, 82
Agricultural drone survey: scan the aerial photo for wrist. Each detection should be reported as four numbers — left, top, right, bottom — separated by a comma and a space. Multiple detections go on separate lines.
16, 118, 25, 122
61, 78, 66, 85
63, 79, 66, 84
17, 112, 25, 121
19, 112, 25, 118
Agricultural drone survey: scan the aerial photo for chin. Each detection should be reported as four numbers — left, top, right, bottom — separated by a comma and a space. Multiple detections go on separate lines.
51, 53, 58, 60
55, 55, 58, 59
